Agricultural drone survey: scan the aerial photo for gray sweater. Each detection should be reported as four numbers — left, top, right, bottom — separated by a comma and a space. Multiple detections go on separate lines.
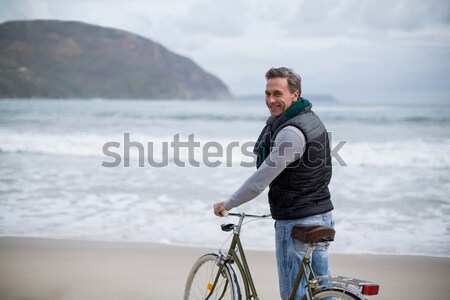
224, 126, 306, 210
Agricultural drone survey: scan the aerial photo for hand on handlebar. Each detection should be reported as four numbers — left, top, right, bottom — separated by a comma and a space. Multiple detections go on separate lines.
213, 202, 228, 217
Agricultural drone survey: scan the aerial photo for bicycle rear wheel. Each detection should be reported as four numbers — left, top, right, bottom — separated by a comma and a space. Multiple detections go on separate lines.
184, 253, 241, 300
300, 287, 362, 299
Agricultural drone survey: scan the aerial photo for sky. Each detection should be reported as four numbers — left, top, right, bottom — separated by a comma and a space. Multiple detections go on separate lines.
1, 0, 449, 103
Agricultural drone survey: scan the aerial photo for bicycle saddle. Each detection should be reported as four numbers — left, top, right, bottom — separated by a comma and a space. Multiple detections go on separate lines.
291, 225, 335, 243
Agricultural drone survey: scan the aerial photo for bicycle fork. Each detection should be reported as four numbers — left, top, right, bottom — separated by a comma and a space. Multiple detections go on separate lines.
204, 253, 230, 300
207, 238, 260, 300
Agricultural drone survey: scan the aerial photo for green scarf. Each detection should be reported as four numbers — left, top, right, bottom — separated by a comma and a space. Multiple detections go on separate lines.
254, 97, 311, 168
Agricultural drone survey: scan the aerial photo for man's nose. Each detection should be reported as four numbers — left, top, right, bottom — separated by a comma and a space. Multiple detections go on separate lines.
267, 96, 276, 103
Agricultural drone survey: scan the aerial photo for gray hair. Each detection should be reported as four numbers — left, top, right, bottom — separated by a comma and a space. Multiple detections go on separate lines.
265, 67, 301, 95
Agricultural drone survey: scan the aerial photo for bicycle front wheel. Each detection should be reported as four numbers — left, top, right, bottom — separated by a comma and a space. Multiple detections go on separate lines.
184, 253, 241, 300
300, 287, 363, 299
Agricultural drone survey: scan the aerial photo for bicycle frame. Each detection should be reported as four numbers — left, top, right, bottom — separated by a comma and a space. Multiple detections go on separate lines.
289, 245, 316, 300
208, 213, 317, 300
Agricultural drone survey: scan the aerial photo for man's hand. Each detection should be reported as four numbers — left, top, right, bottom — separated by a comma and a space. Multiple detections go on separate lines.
213, 202, 226, 217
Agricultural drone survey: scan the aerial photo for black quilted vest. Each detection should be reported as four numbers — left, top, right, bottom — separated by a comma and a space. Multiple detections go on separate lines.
267, 106, 333, 220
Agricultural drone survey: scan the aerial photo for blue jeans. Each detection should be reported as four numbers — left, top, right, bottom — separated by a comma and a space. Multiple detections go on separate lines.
275, 211, 334, 300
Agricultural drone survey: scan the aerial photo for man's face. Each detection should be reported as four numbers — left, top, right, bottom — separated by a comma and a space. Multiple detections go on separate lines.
265, 77, 299, 117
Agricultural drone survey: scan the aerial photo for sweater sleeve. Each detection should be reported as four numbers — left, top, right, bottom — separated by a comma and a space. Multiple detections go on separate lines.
223, 126, 306, 210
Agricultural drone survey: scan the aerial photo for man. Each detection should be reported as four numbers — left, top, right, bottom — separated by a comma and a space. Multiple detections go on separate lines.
213, 67, 334, 300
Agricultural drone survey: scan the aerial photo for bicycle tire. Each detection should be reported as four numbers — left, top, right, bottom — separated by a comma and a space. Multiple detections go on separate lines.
300, 287, 363, 300
184, 253, 241, 300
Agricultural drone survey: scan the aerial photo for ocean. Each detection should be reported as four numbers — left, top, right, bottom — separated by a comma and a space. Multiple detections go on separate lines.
0, 99, 449, 257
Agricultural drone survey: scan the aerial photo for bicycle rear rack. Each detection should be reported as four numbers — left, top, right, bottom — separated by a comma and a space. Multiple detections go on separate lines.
312, 275, 379, 296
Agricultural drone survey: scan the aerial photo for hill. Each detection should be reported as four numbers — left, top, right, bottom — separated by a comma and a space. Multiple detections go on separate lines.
0, 20, 232, 100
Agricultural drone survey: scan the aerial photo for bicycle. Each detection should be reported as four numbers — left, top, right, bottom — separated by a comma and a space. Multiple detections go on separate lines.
184, 212, 379, 300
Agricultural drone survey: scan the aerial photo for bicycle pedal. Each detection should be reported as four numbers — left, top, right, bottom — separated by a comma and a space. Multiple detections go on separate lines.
221, 223, 235, 232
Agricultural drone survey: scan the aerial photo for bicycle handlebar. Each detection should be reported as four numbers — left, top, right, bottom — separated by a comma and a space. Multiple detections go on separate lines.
222, 210, 271, 219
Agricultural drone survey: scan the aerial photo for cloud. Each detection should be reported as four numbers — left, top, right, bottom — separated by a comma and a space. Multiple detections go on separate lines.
169, 1, 251, 37
287, 0, 450, 36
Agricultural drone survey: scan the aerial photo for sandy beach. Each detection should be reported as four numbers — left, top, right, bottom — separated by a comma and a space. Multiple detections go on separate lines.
0, 237, 449, 300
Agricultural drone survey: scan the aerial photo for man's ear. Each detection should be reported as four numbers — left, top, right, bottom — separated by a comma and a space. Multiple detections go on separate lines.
293, 90, 300, 100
